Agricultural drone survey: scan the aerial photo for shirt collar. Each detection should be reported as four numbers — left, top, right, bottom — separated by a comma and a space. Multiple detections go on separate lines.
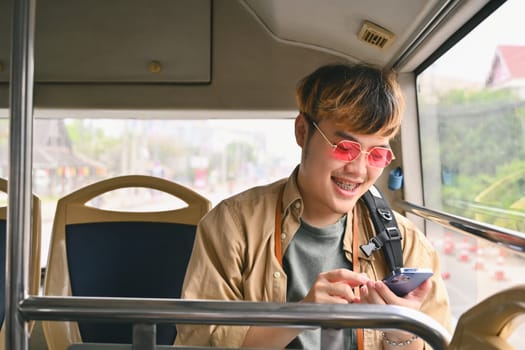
281, 166, 303, 216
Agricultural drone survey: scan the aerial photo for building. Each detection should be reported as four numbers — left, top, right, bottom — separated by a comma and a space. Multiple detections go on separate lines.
486, 45, 525, 96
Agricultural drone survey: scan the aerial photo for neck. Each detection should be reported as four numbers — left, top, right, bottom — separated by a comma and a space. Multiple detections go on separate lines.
301, 211, 348, 228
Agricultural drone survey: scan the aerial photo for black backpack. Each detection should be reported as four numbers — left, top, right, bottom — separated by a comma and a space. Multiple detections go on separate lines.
359, 185, 404, 272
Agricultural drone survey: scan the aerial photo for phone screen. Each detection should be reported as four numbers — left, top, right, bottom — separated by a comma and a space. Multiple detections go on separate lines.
382, 268, 433, 297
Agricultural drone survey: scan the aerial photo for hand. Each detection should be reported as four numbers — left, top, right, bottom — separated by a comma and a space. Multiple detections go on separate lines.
359, 279, 431, 310
359, 279, 430, 350
301, 269, 369, 304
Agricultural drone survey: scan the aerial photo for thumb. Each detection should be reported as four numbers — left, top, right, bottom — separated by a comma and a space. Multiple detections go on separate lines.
408, 279, 431, 300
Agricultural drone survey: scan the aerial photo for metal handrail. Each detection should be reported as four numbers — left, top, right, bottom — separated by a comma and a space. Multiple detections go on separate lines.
20, 296, 451, 350
8, 0, 36, 349
397, 200, 525, 255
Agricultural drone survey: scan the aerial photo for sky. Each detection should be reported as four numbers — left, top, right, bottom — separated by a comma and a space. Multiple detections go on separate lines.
432, 0, 525, 83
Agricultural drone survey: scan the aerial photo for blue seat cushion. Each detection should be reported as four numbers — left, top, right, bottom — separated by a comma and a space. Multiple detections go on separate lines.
66, 221, 196, 344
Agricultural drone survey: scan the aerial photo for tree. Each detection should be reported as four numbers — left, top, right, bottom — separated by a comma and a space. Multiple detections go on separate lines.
436, 87, 525, 228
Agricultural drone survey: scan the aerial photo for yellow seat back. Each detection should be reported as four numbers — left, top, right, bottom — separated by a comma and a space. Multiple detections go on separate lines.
448, 285, 525, 350
0, 177, 41, 349
42, 175, 211, 350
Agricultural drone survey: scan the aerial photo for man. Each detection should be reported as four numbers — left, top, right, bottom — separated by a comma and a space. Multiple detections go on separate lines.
176, 63, 451, 349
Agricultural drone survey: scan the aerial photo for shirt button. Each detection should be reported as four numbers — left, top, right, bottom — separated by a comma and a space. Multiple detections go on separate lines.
273, 272, 281, 279
281, 233, 287, 240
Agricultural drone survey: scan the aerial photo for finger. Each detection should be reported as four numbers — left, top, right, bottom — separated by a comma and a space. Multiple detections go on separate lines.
358, 284, 369, 303
305, 270, 369, 304
306, 279, 355, 304
364, 281, 386, 305
371, 280, 398, 304
328, 282, 359, 303
321, 269, 369, 287
373, 281, 424, 309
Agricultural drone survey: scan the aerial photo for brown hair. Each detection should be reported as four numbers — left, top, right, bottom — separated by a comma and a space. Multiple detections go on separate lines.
296, 63, 405, 138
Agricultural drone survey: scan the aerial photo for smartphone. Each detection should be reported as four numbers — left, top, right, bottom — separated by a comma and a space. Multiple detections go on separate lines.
382, 268, 433, 297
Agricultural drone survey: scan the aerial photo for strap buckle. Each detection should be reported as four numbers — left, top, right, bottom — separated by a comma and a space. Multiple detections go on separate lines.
360, 237, 382, 257
386, 226, 401, 240
377, 208, 393, 221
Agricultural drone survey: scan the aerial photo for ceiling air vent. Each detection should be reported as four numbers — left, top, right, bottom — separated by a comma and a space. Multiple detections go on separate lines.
358, 21, 395, 49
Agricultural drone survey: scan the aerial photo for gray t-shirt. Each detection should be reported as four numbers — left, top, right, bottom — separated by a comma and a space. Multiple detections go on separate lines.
283, 215, 356, 349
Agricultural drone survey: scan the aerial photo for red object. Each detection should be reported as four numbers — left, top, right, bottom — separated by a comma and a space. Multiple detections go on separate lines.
458, 249, 470, 262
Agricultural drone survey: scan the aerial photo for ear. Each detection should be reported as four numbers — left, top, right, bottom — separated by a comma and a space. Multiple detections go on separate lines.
295, 114, 308, 147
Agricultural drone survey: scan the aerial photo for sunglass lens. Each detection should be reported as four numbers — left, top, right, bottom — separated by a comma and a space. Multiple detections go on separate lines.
333, 141, 362, 161
368, 148, 393, 168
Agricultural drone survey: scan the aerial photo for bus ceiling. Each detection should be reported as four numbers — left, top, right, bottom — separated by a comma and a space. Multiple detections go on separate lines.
0, 0, 494, 113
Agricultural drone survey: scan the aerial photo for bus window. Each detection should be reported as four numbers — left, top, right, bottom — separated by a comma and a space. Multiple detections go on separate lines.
0, 115, 300, 268
416, 0, 525, 346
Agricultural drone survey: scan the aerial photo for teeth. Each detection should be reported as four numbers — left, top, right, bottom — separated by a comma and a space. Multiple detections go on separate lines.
335, 179, 357, 191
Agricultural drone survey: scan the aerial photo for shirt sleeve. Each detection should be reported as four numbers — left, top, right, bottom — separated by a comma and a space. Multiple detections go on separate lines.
175, 201, 250, 347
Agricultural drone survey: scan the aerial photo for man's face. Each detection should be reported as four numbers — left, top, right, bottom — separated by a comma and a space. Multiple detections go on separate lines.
295, 115, 390, 226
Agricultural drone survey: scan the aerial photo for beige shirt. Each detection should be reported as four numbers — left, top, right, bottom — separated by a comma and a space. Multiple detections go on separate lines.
176, 169, 451, 349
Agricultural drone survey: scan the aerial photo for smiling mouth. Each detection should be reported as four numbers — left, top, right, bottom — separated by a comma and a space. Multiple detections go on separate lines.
333, 178, 359, 191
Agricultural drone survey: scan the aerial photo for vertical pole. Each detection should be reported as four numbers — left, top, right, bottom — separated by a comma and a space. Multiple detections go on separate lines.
132, 323, 156, 350
321, 328, 345, 350
6, 0, 36, 349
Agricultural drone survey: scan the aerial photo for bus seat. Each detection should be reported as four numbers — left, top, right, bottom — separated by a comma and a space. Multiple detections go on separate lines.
448, 284, 525, 350
41, 175, 211, 350
0, 177, 42, 349
67, 345, 175, 350
67, 344, 227, 349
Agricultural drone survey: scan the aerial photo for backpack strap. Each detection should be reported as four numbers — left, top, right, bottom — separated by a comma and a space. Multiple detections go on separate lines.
359, 185, 403, 272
